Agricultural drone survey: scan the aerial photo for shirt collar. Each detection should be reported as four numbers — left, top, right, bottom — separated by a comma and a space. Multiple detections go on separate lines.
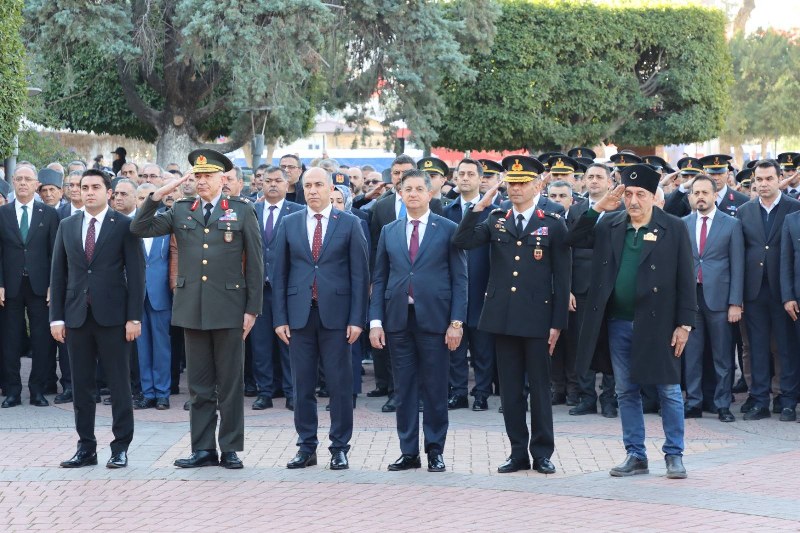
512, 203, 537, 223
199, 193, 222, 210
460, 194, 480, 207
759, 193, 781, 210
408, 210, 431, 225
699, 206, 717, 221
716, 185, 728, 201
84, 205, 109, 225
308, 202, 333, 220
266, 198, 284, 212
15, 198, 35, 212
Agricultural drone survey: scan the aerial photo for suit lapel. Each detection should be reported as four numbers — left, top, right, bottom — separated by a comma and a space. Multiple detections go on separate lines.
703, 213, 724, 254
767, 200, 787, 242
70, 214, 87, 265
300, 209, 314, 261
90, 211, 116, 264
2, 206, 22, 244
687, 213, 698, 255
206, 200, 225, 226
319, 207, 341, 257
415, 214, 439, 260
24, 202, 44, 244
393, 219, 412, 266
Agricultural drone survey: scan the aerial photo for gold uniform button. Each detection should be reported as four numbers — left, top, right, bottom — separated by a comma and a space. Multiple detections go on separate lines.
515, 256, 520, 261
202, 276, 208, 281
235, 284, 240, 288
202, 260, 208, 265
513, 271, 518, 277
203, 244, 209, 249
511, 287, 517, 292
204, 228, 210, 234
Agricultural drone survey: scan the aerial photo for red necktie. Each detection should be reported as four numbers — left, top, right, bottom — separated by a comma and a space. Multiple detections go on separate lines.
408, 220, 420, 297
311, 213, 323, 300
698, 216, 708, 283
85, 217, 97, 263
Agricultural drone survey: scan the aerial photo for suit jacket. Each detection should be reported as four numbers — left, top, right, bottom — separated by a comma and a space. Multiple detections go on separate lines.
370, 213, 467, 333
566, 201, 623, 297
271, 206, 369, 330
781, 211, 800, 302
142, 235, 172, 312
130, 195, 264, 330
683, 210, 745, 312
566, 207, 696, 384
256, 200, 302, 282
736, 195, 800, 302
0, 201, 60, 298
57, 202, 76, 221
500, 194, 565, 215
50, 210, 145, 328
452, 206, 571, 338
665, 185, 749, 218
443, 197, 495, 326
369, 192, 444, 269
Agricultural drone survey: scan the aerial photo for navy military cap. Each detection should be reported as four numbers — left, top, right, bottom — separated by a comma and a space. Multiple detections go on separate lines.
641, 155, 669, 171
574, 157, 595, 169
478, 159, 504, 176
537, 152, 567, 170
501, 155, 545, 183
547, 155, 579, 175
332, 171, 350, 187
699, 154, 732, 175
38, 168, 63, 188
188, 149, 233, 174
735, 168, 753, 184
609, 153, 642, 168
567, 147, 596, 160
620, 164, 660, 194
778, 152, 800, 171
677, 157, 703, 176
745, 159, 758, 169
417, 157, 448, 177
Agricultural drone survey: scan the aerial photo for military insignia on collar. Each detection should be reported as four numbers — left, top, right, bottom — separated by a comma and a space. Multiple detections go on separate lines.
536, 209, 545, 219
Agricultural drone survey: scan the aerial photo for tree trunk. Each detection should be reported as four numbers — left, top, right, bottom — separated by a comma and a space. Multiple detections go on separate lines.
155, 123, 198, 169
760, 138, 769, 159
731, 0, 755, 35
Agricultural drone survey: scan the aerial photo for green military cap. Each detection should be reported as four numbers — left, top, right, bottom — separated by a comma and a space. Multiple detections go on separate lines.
609, 153, 642, 169
479, 159, 504, 175
188, 149, 233, 174
677, 157, 703, 176
547, 155, 579, 175
501, 155, 545, 183
736, 167, 752, 184
699, 154, 732, 175
537, 152, 567, 170
417, 157, 448, 177
568, 147, 596, 160
332, 171, 350, 187
641, 155, 669, 171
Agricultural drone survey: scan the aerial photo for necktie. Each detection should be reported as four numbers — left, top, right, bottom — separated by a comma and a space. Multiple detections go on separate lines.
85, 217, 97, 263
409, 220, 420, 298
399, 200, 407, 219
19, 205, 29, 242
264, 205, 277, 243
791, 189, 798, 197
311, 213, 323, 300
516, 214, 525, 235
698, 216, 708, 283
204, 202, 213, 225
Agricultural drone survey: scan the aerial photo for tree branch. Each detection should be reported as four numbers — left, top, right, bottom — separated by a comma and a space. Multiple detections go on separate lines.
193, 95, 228, 123
139, 64, 166, 96
116, 58, 160, 126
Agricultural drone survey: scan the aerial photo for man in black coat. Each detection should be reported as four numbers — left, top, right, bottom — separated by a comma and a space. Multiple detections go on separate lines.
0, 165, 60, 407
567, 164, 696, 479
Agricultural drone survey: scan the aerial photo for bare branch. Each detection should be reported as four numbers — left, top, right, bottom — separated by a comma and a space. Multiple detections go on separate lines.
116, 58, 160, 126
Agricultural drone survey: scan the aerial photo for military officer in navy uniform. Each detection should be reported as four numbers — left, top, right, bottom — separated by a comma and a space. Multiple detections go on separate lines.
131, 149, 264, 469
453, 155, 571, 475
778, 153, 800, 199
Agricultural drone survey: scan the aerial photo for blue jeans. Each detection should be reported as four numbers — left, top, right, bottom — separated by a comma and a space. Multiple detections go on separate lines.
608, 319, 684, 459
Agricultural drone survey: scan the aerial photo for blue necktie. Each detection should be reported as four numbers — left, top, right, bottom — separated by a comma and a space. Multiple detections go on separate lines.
264, 205, 276, 243
399, 200, 407, 219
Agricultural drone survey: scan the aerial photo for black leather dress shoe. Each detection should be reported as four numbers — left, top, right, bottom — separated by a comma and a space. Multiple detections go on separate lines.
174, 450, 219, 468
565, 394, 580, 407
134, 398, 156, 409
156, 398, 170, 410
533, 457, 556, 474
731, 377, 748, 393
286, 451, 317, 469
683, 406, 702, 419
107, 451, 128, 469
1, 396, 21, 408
717, 408, 735, 422
60, 450, 98, 468
609, 454, 649, 477
779, 407, 797, 422
569, 399, 597, 416
740, 395, 756, 413
366, 387, 389, 398
381, 396, 397, 413
772, 395, 783, 414
447, 394, 468, 410
30, 393, 49, 407
330, 450, 349, 470
743, 406, 771, 420
244, 387, 258, 397
183, 400, 190, 411
601, 403, 618, 418
54, 389, 73, 404
665, 454, 687, 479
170, 385, 180, 395
472, 396, 488, 411
497, 456, 531, 473
285, 398, 294, 411
427, 452, 446, 472
388, 454, 421, 471
551, 392, 566, 405
252, 396, 273, 410
220, 451, 244, 469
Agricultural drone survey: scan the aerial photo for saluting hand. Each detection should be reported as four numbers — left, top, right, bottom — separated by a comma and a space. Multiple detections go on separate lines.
659, 171, 681, 187
151, 172, 191, 202
471, 183, 501, 213
593, 184, 625, 213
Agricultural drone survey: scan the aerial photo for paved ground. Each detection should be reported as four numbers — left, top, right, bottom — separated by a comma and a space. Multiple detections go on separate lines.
2, 360, 800, 532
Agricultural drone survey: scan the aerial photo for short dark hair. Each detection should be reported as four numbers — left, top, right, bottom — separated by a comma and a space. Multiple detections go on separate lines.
690, 174, 717, 193
457, 158, 483, 177
265, 166, 288, 180
391, 154, 416, 169
548, 180, 573, 192
754, 159, 781, 176
255, 164, 270, 173
81, 168, 112, 189
279, 154, 301, 165
399, 169, 431, 189
586, 163, 612, 178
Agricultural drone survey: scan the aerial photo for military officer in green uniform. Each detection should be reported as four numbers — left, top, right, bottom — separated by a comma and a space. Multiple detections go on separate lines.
131, 149, 263, 469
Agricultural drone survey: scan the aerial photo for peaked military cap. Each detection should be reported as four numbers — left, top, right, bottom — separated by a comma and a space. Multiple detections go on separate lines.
620, 164, 660, 194
609, 153, 642, 168
567, 147, 596, 160
677, 157, 703, 175
188, 149, 233, 174
501, 155, 545, 183
537, 152, 567, 170
574, 157, 595, 169
547, 155, 579, 174
417, 157, 448, 176
699, 154, 732, 174
38, 168, 63, 188
778, 152, 800, 170
479, 159, 504, 175
745, 159, 758, 169
735, 168, 753, 184
641, 155, 669, 171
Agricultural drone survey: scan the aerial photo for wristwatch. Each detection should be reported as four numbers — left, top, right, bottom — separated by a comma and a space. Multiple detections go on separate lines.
450, 320, 463, 329
680, 325, 692, 332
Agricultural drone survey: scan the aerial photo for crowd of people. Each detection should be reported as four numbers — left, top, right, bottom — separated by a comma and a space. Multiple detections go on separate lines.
0, 143, 799, 479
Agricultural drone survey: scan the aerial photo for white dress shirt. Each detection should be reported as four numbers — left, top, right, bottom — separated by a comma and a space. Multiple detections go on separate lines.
143, 237, 153, 256
460, 194, 480, 216
394, 193, 405, 219
264, 199, 285, 232
14, 198, 35, 228
695, 207, 717, 253
70, 203, 83, 216
512, 203, 537, 232
82, 206, 109, 249
716, 185, 728, 205
307, 203, 333, 249
759, 193, 781, 215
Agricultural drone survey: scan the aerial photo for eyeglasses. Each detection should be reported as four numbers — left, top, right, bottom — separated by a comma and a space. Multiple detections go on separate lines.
280, 164, 299, 171
13, 176, 36, 183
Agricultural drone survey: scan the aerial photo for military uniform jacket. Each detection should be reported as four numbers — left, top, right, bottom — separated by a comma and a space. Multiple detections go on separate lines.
452, 206, 571, 338
566, 207, 696, 384
130, 195, 264, 330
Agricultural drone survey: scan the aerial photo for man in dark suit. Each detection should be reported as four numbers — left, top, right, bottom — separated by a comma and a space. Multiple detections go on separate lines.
567, 164, 696, 479
453, 155, 571, 475
272, 167, 369, 471
370, 169, 467, 472
50, 169, 145, 468
58, 171, 85, 219
781, 207, 800, 402
368, 155, 443, 411
778, 152, 800, 198
443, 158, 497, 411
250, 166, 301, 411
0, 165, 60, 407
682, 175, 745, 422
132, 150, 263, 469
737, 159, 800, 421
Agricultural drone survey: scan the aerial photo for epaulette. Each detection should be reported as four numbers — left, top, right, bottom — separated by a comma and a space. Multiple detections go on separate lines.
176, 197, 194, 203
547, 212, 562, 220
227, 195, 250, 204
489, 208, 506, 217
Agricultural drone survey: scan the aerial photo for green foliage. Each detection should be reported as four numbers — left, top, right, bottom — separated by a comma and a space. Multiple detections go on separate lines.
437, 0, 731, 151
16, 128, 75, 170
724, 30, 800, 143
0, 0, 27, 158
